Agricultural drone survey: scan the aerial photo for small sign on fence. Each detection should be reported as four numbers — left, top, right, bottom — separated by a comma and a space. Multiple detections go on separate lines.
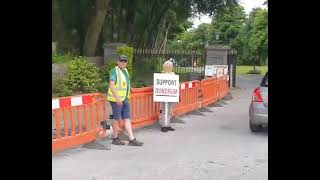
205, 65, 217, 77
153, 73, 179, 102
211, 65, 228, 78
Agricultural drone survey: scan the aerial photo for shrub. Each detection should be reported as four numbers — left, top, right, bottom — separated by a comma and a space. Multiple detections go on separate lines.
131, 79, 147, 88
63, 57, 101, 93
52, 53, 74, 64
57, 79, 73, 97
99, 61, 118, 81
52, 77, 73, 97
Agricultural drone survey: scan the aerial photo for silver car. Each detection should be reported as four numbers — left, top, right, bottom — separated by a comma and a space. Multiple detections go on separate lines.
249, 72, 268, 132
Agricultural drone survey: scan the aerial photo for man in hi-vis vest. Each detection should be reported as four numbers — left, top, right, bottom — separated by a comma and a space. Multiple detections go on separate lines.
108, 55, 143, 146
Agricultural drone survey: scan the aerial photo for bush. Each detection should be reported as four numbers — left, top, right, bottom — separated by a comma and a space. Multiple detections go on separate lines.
131, 79, 147, 88
63, 57, 101, 93
97, 81, 109, 94
57, 79, 73, 97
117, 45, 133, 77
246, 69, 261, 74
52, 53, 74, 64
131, 57, 158, 87
52, 77, 73, 97
99, 61, 118, 81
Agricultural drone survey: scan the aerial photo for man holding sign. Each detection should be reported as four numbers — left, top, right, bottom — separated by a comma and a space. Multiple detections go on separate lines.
154, 59, 179, 132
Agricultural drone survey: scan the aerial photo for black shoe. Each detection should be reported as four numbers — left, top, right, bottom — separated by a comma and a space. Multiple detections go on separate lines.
112, 137, 125, 145
128, 138, 143, 146
118, 132, 130, 141
167, 126, 175, 131
161, 127, 168, 132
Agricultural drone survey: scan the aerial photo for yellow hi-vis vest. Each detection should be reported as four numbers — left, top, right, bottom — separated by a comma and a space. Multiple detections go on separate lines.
107, 66, 130, 102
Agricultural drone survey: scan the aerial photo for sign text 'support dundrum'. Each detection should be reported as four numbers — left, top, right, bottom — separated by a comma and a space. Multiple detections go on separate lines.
156, 79, 177, 86
155, 79, 178, 95
155, 88, 178, 95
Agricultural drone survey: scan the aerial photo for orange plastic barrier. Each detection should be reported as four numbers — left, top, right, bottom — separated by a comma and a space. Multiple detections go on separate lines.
52, 93, 107, 153
52, 76, 231, 153
130, 87, 161, 129
172, 80, 199, 117
201, 77, 219, 107
218, 76, 229, 99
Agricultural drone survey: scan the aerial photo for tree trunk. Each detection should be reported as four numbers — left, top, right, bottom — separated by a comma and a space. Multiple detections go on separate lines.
143, 31, 148, 48
156, 19, 167, 50
119, 0, 126, 42
145, 0, 172, 48
152, 29, 159, 49
83, 0, 109, 57
162, 22, 171, 52
125, 0, 137, 44
111, 6, 114, 42
52, 0, 67, 54
159, 21, 171, 53
137, 0, 158, 47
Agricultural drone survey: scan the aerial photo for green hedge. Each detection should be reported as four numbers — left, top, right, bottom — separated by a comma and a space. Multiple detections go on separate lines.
52, 45, 134, 97
52, 53, 74, 64
54, 56, 101, 97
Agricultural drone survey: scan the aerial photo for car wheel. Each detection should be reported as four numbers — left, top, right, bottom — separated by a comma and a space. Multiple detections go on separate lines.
250, 122, 261, 132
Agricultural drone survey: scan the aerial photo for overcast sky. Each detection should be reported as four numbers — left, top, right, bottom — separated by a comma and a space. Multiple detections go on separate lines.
191, 0, 267, 28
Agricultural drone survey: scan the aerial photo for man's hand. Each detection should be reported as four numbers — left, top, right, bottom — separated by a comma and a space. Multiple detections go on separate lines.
116, 98, 122, 106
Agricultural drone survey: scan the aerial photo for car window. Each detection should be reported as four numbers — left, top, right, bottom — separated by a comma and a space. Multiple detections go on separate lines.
261, 72, 268, 87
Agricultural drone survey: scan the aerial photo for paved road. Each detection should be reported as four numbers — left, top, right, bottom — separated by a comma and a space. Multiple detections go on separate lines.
52, 74, 267, 180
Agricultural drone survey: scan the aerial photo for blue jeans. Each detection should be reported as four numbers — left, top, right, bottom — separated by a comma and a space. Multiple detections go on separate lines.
109, 100, 131, 120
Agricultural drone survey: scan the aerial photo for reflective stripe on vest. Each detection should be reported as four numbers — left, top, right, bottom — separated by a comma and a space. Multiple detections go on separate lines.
107, 66, 130, 102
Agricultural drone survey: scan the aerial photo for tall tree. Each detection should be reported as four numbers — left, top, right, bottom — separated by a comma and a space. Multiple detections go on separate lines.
83, 0, 110, 56
209, 4, 246, 45
53, 0, 240, 55
233, 8, 268, 66
249, 8, 268, 66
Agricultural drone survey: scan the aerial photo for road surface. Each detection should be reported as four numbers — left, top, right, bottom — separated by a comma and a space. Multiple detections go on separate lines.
52, 74, 267, 180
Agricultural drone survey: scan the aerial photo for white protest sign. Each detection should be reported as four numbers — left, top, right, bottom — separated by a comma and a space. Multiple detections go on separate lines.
213, 65, 228, 77
153, 73, 179, 102
212, 67, 217, 77
205, 65, 215, 77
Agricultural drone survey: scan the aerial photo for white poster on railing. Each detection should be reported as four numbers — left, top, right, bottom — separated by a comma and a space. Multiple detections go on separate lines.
213, 65, 228, 78
153, 73, 179, 102
205, 65, 217, 77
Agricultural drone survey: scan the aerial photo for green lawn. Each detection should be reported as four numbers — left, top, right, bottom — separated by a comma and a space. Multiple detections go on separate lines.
236, 65, 268, 75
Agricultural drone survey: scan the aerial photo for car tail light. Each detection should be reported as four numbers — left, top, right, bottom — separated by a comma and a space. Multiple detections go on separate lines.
252, 87, 263, 102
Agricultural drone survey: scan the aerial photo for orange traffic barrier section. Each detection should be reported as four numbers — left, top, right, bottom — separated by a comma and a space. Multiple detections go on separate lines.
201, 77, 219, 107
130, 87, 161, 129
106, 87, 160, 132
218, 76, 229, 100
52, 93, 107, 153
52, 76, 231, 153
172, 80, 199, 117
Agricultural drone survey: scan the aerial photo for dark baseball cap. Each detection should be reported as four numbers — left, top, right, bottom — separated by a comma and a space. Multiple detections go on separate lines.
119, 55, 128, 61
